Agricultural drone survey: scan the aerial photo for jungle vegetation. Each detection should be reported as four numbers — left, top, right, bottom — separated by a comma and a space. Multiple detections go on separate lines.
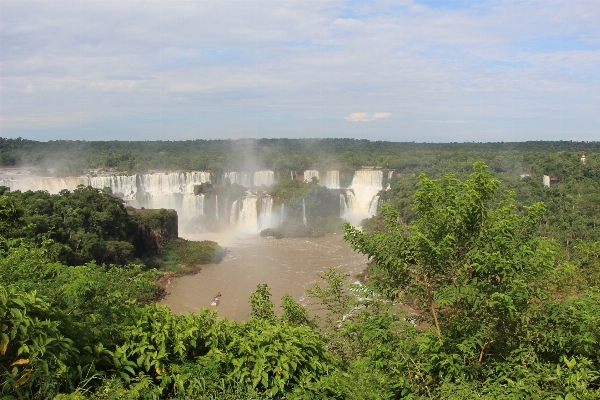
1, 138, 599, 398
1, 137, 599, 179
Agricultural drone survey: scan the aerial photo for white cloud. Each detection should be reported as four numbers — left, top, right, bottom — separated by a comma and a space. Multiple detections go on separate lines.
89, 80, 136, 92
345, 112, 370, 122
371, 112, 391, 120
0, 1, 598, 141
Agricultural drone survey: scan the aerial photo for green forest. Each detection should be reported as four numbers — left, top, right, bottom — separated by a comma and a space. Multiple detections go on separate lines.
1, 138, 600, 399
2, 137, 600, 179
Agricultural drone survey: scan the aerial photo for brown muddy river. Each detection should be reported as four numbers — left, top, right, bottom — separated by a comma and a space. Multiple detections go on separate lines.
160, 232, 368, 320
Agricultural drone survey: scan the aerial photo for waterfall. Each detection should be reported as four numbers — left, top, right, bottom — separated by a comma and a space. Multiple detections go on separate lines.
388, 170, 394, 180
280, 203, 285, 226
2, 175, 126, 198
136, 172, 211, 222
139, 171, 210, 195
90, 175, 138, 200
225, 171, 275, 187
3, 169, 388, 231
339, 194, 348, 217
230, 200, 239, 225
258, 196, 274, 230
238, 197, 259, 231
223, 172, 236, 185
142, 192, 182, 211
3, 176, 88, 194
182, 194, 205, 219
369, 195, 380, 216
290, 171, 294, 180
302, 198, 307, 226
325, 171, 340, 189
343, 170, 383, 224
225, 196, 229, 221
215, 195, 219, 220
304, 170, 319, 183
253, 170, 275, 187
224, 172, 252, 188
3, 171, 212, 230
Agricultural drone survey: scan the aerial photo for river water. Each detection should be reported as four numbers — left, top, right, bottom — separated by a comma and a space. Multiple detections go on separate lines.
160, 232, 368, 320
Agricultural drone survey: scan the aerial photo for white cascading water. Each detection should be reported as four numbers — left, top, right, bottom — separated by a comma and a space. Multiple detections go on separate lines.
90, 175, 138, 200
139, 171, 210, 195
238, 197, 258, 231
303, 170, 319, 183
182, 194, 205, 218
223, 172, 252, 188
2, 177, 88, 194
3, 168, 388, 230
215, 195, 219, 220
369, 195, 380, 216
302, 198, 307, 226
280, 203, 285, 226
253, 170, 275, 187
136, 172, 210, 222
258, 196, 274, 230
230, 200, 239, 225
342, 170, 383, 224
339, 194, 348, 217
290, 171, 294, 180
325, 171, 340, 189
2, 172, 211, 227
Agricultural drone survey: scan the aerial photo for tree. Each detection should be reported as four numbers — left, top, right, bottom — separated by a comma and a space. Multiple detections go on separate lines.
248, 284, 276, 322
343, 162, 555, 371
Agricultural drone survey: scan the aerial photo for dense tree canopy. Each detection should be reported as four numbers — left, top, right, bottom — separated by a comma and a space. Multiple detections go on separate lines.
1, 139, 599, 398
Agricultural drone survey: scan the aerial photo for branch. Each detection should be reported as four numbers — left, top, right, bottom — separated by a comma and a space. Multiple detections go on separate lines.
478, 340, 494, 363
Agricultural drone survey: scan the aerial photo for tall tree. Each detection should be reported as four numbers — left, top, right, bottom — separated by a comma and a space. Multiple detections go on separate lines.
344, 162, 555, 370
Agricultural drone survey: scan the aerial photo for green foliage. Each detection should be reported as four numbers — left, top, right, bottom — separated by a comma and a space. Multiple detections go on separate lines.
260, 217, 343, 239
573, 241, 600, 287
310, 216, 344, 237
194, 182, 214, 195
1, 186, 139, 265
307, 268, 353, 328
2, 145, 600, 398
202, 318, 331, 397
0, 285, 78, 398
249, 284, 276, 322
3, 137, 599, 176
150, 238, 226, 271
130, 208, 178, 234
341, 162, 600, 395
129, 208, 178, 257
269, 178, 342, 225
280, 294, 314, 328
0, 195, 24, 239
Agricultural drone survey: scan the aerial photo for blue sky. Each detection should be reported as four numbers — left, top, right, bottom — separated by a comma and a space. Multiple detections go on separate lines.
0, 0, 598, 142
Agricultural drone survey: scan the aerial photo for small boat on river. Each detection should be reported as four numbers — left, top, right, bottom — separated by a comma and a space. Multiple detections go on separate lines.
210, 292, 222, 306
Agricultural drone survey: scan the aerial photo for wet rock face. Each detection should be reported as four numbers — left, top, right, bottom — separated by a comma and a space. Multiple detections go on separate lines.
129, 208, 178, 257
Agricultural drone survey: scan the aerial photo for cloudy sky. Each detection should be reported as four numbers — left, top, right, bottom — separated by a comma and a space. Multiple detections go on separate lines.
1, 0, 599, 142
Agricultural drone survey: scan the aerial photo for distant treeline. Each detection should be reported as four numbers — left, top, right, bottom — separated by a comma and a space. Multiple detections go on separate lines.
1, 137, 599, 177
